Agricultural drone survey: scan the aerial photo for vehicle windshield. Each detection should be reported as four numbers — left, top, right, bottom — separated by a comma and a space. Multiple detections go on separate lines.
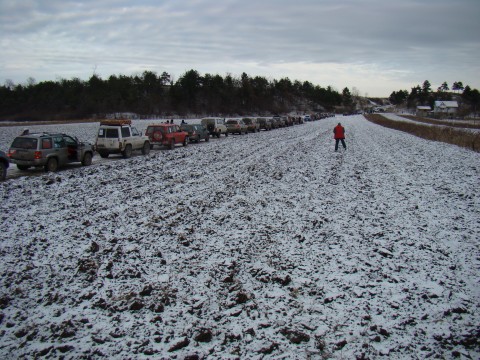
243, 119, 252, 124
11, 137, 38, 149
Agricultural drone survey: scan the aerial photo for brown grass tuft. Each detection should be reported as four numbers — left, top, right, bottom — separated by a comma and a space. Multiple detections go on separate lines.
364, 114, 480, 152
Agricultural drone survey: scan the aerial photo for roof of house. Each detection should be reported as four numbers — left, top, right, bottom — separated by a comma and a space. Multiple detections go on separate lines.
417, 106, 431, 110
434, 101, 458, 108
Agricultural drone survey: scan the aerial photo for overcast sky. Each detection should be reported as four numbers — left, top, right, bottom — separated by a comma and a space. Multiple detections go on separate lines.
1, 0, 479, 97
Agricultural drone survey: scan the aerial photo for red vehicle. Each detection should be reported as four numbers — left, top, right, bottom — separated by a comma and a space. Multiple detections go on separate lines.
145, 124, 189, 150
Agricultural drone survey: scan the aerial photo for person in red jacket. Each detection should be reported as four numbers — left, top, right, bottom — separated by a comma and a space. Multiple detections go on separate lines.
333, 123, 346, 151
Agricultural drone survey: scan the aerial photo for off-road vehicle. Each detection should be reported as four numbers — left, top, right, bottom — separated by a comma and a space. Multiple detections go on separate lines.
272, 115, 286, 128
145, 124, 189, 150
8, 132, 94, 172
180, 124, 210, 143
256, 117, 273, 131
226, 119, 248, 135
242, 118, 260, 132
95, 119, 150, 158
201, 118, 229, 138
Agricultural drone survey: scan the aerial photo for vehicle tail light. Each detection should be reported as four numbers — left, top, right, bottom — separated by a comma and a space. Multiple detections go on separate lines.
7, 150, 15, 157
34, 151, 42, 159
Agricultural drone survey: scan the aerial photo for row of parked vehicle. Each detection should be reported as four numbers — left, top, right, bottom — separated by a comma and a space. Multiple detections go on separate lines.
203, 115, 306, 137
2, 115, 314, 179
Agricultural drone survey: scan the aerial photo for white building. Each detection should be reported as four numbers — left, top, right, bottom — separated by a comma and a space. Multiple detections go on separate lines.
434, 101, 458, 116
416, 106, 431, 117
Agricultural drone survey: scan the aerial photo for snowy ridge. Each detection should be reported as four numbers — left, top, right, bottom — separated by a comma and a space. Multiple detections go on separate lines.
0, 115, 479, 359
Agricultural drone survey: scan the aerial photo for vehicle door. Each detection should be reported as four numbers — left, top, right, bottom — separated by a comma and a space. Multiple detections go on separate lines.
120, 126, 132, 150
52, 136, 69, 165
63, 135, 80, 162
195, 125, 205, 139
169, 125, 178, 143
130, 126, 143, 149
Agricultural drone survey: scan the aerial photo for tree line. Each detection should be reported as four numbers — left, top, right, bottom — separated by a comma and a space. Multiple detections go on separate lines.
0, 70, 344, 121
389, 80, 480, 115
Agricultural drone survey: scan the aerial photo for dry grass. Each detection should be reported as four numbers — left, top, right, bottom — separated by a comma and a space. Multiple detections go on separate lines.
400, 115, 480, 129
364, 114, 480, 152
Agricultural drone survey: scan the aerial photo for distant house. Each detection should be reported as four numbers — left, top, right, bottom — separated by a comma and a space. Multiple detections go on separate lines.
434, 101, 458, 117
416, 106, 431, 117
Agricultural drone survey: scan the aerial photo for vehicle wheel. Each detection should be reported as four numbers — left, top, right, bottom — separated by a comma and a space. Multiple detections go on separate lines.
17, 164, 30, 171
225, 132, 229, 137
82, 152, 93, 166
122, 144, 132, 158
142, 142, 150, 155
183, 137, 189, 147
45, 158, 58, 172
205, 136, 210, 142
0, 162, 6, 181
99, 151, 109, 158
169, 139, 175, 150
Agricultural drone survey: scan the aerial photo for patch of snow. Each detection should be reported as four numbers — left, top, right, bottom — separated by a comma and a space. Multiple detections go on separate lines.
0, 115, 479, 358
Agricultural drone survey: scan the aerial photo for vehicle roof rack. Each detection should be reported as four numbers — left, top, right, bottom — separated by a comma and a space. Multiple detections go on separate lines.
100, 119, 132, 126
23, 132, 58, 137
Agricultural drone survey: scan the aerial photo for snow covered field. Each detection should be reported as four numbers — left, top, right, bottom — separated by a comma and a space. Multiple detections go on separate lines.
0, 115, 479, 359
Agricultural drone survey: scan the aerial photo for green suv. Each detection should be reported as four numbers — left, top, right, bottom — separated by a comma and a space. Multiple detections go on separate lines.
8, 132, 94, 172
180, 124, 210, 143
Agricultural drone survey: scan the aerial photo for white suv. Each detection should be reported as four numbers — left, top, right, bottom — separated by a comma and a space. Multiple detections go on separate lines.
201, 118, 229, 138
95, 120, 150, 158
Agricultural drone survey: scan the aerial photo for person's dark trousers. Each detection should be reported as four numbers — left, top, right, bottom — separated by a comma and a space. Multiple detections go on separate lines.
335, 139, 346, 151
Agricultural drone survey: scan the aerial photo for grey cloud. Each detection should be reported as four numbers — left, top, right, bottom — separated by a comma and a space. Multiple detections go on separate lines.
1, 0, 479, 96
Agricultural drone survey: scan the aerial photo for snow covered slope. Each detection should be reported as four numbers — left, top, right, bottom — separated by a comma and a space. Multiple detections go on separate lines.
0, 116, 478, 359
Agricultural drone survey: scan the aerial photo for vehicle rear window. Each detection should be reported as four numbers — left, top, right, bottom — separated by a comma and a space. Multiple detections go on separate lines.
98, 128, 119, 138
11, 137, 38, 150
146, 127, 166, 134
226, 120, 238, 124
